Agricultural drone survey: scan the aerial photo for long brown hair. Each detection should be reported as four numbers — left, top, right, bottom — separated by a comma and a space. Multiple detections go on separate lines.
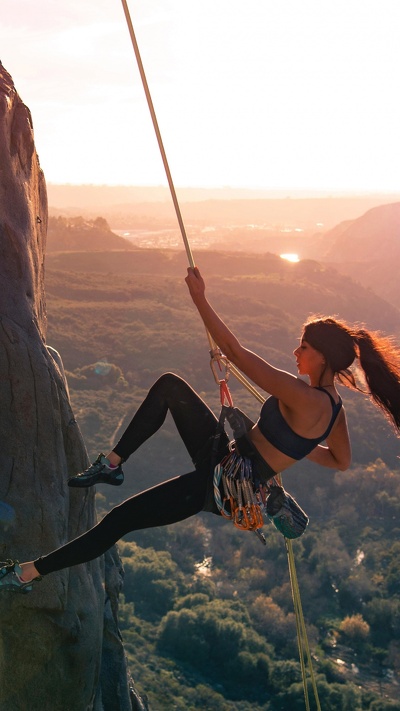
303, 316, 400, 431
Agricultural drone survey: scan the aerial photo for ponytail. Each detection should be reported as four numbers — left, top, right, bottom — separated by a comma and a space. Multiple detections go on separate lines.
354, 329, 400, 430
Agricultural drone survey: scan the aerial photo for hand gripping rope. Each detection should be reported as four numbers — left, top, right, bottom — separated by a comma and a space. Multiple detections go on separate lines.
119, 3, 321, 709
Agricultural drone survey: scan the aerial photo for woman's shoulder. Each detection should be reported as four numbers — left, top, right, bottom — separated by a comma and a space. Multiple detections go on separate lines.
277, 380, 338, 418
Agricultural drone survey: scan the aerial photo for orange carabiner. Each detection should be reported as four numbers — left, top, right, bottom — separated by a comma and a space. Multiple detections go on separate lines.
234, 503, 264, 531
248, 504, 264, 530
220, 497, 234, 521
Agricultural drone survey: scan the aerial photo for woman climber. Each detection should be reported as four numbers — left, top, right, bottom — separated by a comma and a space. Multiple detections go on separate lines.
1, 266, 400, 592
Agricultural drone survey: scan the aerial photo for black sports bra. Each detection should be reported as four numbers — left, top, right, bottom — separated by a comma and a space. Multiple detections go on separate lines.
256, 388, 342, 460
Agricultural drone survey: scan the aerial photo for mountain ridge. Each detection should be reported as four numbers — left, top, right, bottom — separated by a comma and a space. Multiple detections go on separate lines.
323, 202, 400, 262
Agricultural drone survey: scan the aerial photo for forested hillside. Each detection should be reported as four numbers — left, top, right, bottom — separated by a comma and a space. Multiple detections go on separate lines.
44, 245, 400, 711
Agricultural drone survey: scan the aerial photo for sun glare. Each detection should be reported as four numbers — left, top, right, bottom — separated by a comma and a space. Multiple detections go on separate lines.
280, 253, 299, 263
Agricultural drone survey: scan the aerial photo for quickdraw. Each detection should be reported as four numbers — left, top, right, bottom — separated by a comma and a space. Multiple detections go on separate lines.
213, 445, 267, 533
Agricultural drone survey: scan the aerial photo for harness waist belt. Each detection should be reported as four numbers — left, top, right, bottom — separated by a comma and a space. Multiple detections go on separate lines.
234, 434, 277, 485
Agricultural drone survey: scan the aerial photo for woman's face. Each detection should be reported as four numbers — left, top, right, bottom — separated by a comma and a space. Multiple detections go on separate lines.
293, 338, 326, 377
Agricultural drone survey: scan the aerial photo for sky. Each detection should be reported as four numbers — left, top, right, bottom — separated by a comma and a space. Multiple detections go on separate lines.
1, 0, 400, 193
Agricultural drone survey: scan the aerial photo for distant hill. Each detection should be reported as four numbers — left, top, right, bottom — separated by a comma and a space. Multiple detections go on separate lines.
322, 202, 400, 261
318, 202, 400, 308
47, 215, 134, 252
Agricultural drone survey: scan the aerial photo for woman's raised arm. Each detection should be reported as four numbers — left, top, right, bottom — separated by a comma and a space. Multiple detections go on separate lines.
185, 266, 309, 405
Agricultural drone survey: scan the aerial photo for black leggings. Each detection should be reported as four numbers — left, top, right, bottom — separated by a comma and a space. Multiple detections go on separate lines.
35, 374, 228, 576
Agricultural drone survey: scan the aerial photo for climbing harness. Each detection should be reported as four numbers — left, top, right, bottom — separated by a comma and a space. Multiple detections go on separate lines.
119, 3, 321, 709
211, 403, 308, 542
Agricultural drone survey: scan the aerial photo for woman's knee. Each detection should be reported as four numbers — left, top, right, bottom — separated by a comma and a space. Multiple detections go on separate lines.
153, 372, 190, 398
156, 372, 184, 386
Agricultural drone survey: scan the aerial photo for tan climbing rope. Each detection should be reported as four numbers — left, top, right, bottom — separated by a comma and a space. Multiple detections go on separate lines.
119, 2, 321, 708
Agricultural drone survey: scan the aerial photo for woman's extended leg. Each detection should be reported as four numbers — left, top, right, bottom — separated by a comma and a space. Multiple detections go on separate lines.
32, 466, 214, 577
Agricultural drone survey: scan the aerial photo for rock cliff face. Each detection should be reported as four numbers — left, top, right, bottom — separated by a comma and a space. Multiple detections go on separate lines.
0, 64, 147, 711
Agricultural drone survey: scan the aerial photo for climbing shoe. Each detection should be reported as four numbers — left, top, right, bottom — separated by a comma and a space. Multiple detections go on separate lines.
68, 453, 124, 488
0, 560, 40, 594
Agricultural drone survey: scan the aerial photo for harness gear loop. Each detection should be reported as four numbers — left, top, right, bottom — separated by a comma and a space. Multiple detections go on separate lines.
213, 448, 266, 533
212, 407, 268, 534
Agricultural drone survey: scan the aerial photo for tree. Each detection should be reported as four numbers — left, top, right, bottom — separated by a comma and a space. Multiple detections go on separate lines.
157, 597, 273, 701
120, 541, 183, 618
339, 614, 370, 645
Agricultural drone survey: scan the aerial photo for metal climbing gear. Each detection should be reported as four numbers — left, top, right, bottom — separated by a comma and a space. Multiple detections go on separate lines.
213, 446, 266, 532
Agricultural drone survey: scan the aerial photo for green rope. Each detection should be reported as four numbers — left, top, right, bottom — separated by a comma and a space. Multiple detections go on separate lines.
286, 539, 322, 711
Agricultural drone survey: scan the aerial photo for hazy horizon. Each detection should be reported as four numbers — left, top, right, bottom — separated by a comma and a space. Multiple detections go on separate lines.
46, 184, 400, 252
46, 182, 400, 203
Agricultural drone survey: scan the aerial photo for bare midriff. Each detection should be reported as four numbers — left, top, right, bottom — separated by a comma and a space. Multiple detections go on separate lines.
247, 424, 297, 474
